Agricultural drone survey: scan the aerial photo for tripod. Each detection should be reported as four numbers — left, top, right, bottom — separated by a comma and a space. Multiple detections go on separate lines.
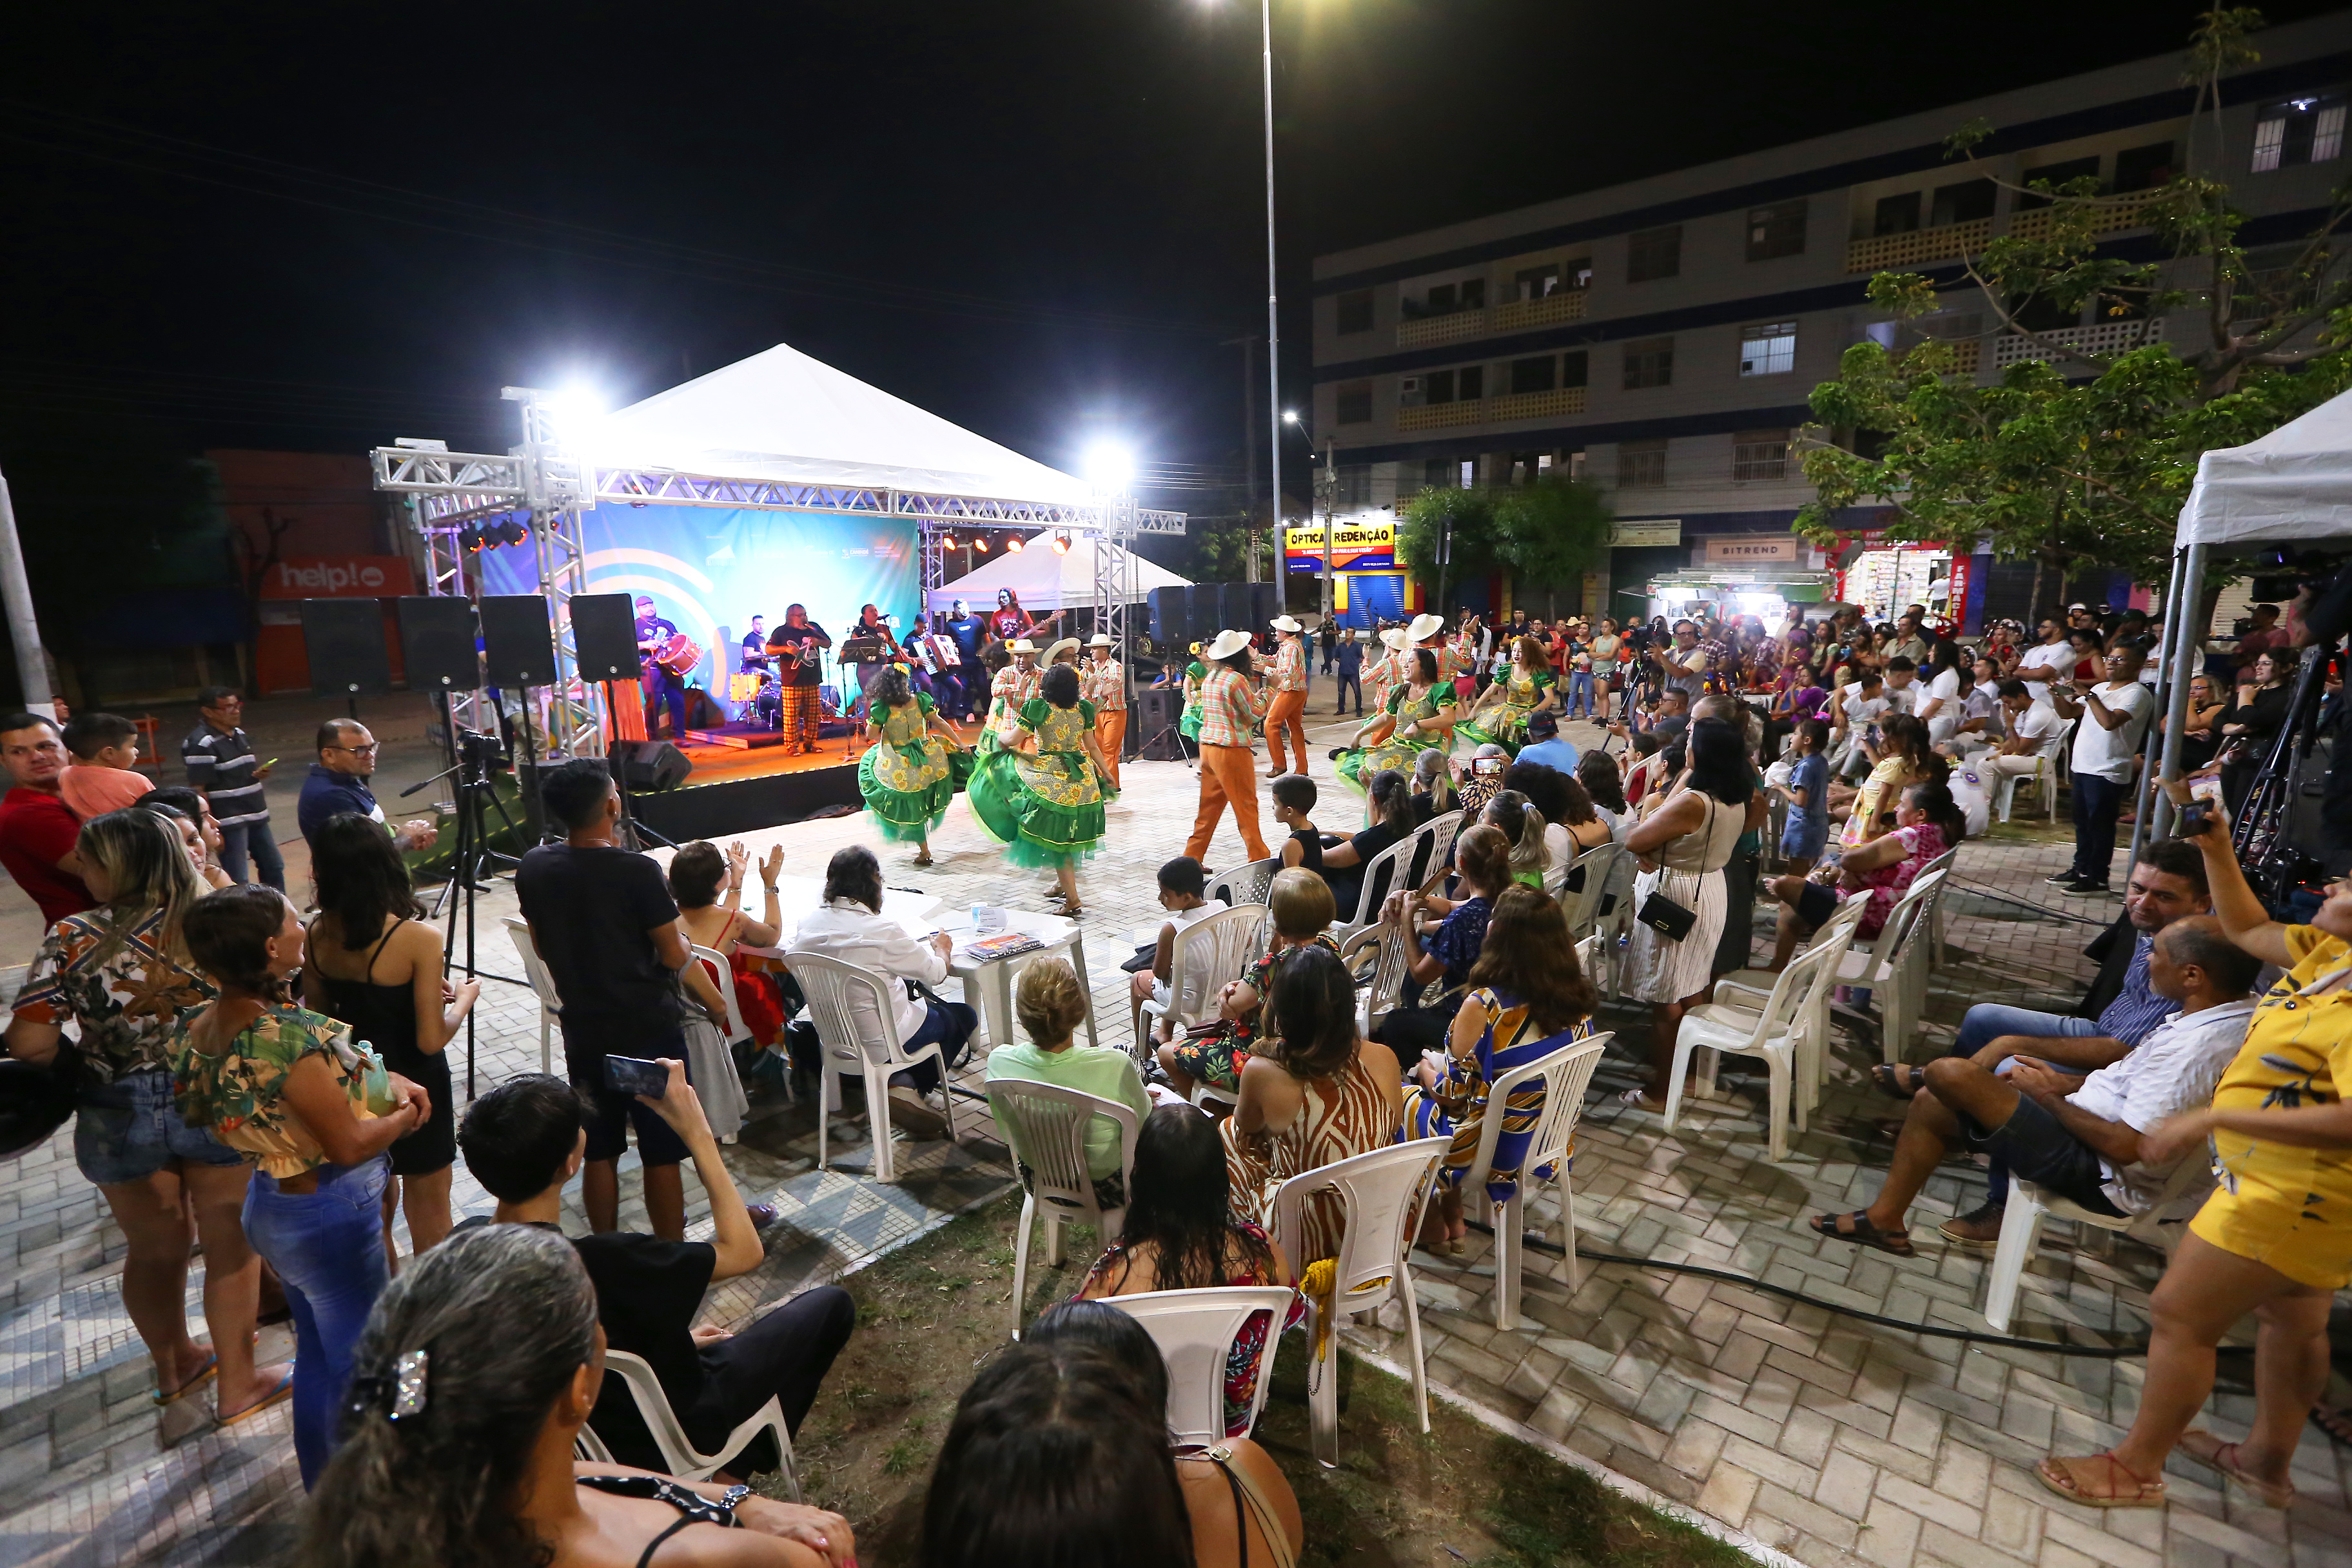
2230, 640, 2336, 910
405, 729, 531, 1096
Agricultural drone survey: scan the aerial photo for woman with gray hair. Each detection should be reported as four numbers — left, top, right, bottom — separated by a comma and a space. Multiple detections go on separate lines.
298, 1223, 850, 1568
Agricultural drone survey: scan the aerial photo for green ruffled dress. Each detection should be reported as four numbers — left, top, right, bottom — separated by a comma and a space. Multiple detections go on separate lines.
1335, 681, 1458, 794
968, 698, 1117, 867
1178, 661, 1207, 741
1457, 665, 1557, 755
857, 692, 955, 840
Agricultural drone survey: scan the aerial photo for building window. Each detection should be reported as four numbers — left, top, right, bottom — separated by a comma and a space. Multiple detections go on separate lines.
1747, 200, 1807, 260
1625, 226, 1681, 282
1739, 322, 1797, 378
1616, 440, 1667, 488
2019, 155, 2101, 206
1423, 458, 1454, 489
1336, 465, 1373, 506
1732, 429, 1790, 482
1622, 337, 1674, 390
1514, 264, 1560, 300
1423, 366, 1483, 405
1561, 350, 1589, 388
1509, 355, 1556, 394
1930, 179, 1997, 226
1874, 192, 1921, 235
1459, 460, 1476, 488
1418, 277, 1487, 317
1335, 382, 1373, 424
2113, 142, 2176, 192
1335, 289, 1374, 335
2253, 95, 2347, 171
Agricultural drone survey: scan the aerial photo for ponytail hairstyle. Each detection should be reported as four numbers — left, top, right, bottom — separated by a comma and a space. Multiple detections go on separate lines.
1482, 789, 1550, 877
1412, 747, 1455, 815
1366, 767, 1413, 829
1904, 778, 1968, 847
297, 1224, 599, 1568
183, 884, 295, 1003
77, 808, 205, 966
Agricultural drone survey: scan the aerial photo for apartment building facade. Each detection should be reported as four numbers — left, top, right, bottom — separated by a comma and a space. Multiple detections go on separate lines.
1308, 12, 2352, 630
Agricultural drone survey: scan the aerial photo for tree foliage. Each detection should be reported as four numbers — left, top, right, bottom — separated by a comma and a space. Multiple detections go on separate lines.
1797, 7, 2352, 587
1396, 478, 1614, 596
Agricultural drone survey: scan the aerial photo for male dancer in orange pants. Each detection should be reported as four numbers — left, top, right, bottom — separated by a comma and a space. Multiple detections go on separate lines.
1184, 629, 1272, 864
1084, 633, 1126, 789
1264, 614, 1311, 777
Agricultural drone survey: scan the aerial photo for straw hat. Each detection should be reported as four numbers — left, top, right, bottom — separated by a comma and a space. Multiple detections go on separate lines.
1380, 628, 1407, 650
1043, 636, 1080, 663
1204, 629, 1253, 662
1270, 614, 1303, 633
1407, 612, 1444, 643
1086, 632, 1115, 647
1008, 638, 1037, 654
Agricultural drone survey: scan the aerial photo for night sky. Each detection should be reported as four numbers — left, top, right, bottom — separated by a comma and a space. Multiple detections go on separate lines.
3, 1, 2338, 516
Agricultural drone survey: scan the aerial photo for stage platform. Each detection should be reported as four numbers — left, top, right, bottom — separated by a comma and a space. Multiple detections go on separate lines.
627, 734, 865, 841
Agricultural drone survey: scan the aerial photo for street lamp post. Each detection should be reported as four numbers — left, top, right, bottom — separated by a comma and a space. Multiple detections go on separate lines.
1257, 0, 1281, 598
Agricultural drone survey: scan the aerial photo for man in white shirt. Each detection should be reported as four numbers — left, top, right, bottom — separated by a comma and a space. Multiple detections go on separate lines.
1811, 916, 2257, 1255
2051, 641, 2155, 894
1975, 680, 2061, 773
789, 843, 977, 1135
2014, 618, 2075, 703
1831, 670, 1890, 778
1913, 651, 1964, 745
1879, 656, 1920, 715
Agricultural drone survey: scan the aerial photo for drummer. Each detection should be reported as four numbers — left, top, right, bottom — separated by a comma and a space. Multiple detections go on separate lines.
740, 615, 770, 670
634, 595, 688, 740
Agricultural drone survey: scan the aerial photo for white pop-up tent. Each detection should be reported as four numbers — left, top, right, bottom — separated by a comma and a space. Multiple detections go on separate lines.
927, 545, 1190, 614
2177, 386, 2352, 548
578, 342, 1097, 507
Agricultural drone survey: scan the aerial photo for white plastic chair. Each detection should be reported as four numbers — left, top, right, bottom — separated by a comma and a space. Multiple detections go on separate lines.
1271, 1136, 1449, 1468
594, 1348, 802, 1500
1139, 905, 1268, 1046
1555, 843, 1618, 943
1464, 1032, 1613, 1329
1982, 1162, 2211, 1333
1915, 846, 1958, 968
787, 948, 961, 1184
1992, 736, 2068, 823
1834, 868, 1946, 1064
1418, 809, 1464, 881
502, 915, 557, 1074
1661, 937, 1843, 1162
1104, 1286, 1296, 1447
1205, 857, 1280, 912
690, 943, 754, 1047
1339, 921, 1411, 1039
1334, 831, 1420, 939
1712, 894, 1869, 1115
985, 1079, 1140, 1336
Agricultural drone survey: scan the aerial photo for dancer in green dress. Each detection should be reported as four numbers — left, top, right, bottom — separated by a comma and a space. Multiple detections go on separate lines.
967, 662, 1118, 915
1458, 636, 1560, 755
1179, 645, 1207, 744
856, 664, 967, 866
1335, 647, 1459, 794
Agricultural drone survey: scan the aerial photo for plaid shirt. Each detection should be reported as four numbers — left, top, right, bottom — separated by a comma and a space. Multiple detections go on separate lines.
1085, 659, 1126, 712
1273, 637, 1308, 693
1197, 667, 1270, 747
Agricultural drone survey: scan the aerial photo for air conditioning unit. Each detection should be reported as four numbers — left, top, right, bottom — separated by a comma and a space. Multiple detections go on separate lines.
1399, 376, 1425, 408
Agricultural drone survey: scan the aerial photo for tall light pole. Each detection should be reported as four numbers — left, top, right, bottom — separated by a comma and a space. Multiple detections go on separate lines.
1257, 0, 1281, 588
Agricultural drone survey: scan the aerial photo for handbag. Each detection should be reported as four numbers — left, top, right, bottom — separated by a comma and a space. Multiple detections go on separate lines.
1634, 798, 1720, 944
0, 1043, 83, 1160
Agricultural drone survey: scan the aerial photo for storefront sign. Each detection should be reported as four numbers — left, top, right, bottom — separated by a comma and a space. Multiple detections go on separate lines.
1284, 518, 1395, 572
1703, 536, 1799, 564
257, 555, 416, 598
1611, 520, 1681, 547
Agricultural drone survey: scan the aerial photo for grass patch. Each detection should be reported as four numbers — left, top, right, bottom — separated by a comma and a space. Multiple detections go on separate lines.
773, 1191, 1750, 1568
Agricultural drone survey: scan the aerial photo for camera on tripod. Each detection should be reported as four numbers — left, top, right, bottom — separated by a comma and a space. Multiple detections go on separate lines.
2244, 547, 2352, 640
455, 727, 509, 773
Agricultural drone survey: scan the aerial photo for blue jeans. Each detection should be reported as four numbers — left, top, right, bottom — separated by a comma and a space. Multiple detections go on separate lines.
244, 1157, 390, 1488
1943, 1006, 2102, 1206
215, 820, 285, 891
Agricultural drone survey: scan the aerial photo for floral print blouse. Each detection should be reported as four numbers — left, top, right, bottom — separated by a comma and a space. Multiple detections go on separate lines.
14, 908, 216, 1086
174, 1003, 394, 1179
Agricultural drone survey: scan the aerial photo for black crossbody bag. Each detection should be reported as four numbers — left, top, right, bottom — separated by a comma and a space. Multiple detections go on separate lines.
1636, 796, 1720, 943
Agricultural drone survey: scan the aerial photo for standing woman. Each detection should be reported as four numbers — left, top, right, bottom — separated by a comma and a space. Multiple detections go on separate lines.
2220, 649, 2295, 816
1335, 647, 1459, 796
178, 884, 429, 1487
969, 660, 1117, 917
302, 814, 480, 1264
1458, 636, 1560, 756
858, 663, 965, 866
1589, 619, 1622, 722
1174, 641, 1209, 752
1362, 627, 1406, 718
1619, 718, 1751, 1111
5, 810, 288, 1423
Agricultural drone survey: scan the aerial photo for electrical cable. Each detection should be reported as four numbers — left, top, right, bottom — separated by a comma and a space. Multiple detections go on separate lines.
1945, 876, 2111, 927
1455, 1218, 2213, 1359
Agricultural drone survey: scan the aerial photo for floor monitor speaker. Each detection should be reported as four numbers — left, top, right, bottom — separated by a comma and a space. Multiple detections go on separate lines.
608, 738, 693, 792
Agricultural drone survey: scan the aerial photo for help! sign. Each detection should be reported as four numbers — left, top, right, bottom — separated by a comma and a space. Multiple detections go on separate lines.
259, 556, 415, 598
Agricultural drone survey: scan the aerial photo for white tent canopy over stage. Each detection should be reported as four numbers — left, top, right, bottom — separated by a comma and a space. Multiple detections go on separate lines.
2177, 385, 2352, 549
928, 546, 1190, 614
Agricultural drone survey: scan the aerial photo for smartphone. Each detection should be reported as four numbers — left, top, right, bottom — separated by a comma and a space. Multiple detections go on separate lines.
2175, 801, 2213, 836
604, 1054, 671, 1099
1473, 755, 1504, 778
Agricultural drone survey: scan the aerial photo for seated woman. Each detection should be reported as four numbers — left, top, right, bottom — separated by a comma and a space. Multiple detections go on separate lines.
1504, 760, 1611, 869
300, 1221, 850, 1568
1403, 885, 1598, 1255
1223, 945, 1405, 1264
1026, 1301, 1305, 1568
987, 957, 1151, 1209
1161, 870, 1339, 1101
1317, 768, 1415, 920
1763, 777, 1964, 1003
669, 838, 788, 1051
1408, 747, 1455, 827
1075, 1106, 1301, 1434
1480, 789, 1551, 890
1368, 825, 1514, 1070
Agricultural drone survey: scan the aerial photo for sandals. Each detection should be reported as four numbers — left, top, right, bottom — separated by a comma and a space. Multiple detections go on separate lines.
2034, 1451, 2166, 1509
2312, 1404, 2352, 1449
1616, 1086, 1668, 1113
1810, 1210, 1917, 1257
219, 1368, 296, 1427
152, 1351, 217, 1407
2179, 1428, 2297, 1507
1870, 1063, 1925, 1099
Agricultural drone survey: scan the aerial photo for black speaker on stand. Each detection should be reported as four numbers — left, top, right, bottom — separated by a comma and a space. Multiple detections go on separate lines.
476, 596, 561, 841
1250, 582, 1280, 636
1149, 585, 1191, 647
300, 599, 394, 712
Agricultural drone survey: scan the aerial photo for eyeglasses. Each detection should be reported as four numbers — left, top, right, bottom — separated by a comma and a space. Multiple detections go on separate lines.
329, 743, 380, 756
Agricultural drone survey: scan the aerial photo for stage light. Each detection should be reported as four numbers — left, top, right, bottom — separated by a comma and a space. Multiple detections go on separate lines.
972, 536, 988, 552
1050, 533, 1070, 554
1004, 534, 1024, 553
458, 524, 484, 552
939, 533, 957, 550
1082, 442, 1133, 492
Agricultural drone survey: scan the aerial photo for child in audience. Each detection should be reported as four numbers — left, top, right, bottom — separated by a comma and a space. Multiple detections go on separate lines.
1129, 856, 1228, 1044
1271, 773, 1332, 877
1781, 718, 1831, 876
1159, 869, 1339, 1102
988, 958, 1152, 1208
59, 712, 153, 820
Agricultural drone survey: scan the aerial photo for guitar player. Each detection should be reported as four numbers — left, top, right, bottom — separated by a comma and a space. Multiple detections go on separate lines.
765, 603, 833, 754
633, 595, 689, 740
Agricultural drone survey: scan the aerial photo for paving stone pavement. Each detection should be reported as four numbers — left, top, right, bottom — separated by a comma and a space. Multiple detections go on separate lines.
3, 691, 2341, 1567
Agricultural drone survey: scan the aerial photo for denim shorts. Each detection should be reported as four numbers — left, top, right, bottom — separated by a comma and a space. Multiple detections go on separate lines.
74, 1067, 246, 1188
1779, 813, 1828, 861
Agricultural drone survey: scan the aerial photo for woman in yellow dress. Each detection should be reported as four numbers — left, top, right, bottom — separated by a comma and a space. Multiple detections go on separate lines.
2037, 798, 2352, 1509
968, 662, 1117, 916
1334, 647, 1458, 796
856, 663, 968, 867
1458, 636, 1560, 755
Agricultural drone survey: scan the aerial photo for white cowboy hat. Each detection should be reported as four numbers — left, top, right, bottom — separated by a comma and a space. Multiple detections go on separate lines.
1008, 638, 1038, 654
1204, 629, 1253, 662
1269, 614, 1303, 633
1043, 636, 1080, 663
1086, 632, 1115, 647
1380, 628, 1408, 650
1407, 613, 1444, 643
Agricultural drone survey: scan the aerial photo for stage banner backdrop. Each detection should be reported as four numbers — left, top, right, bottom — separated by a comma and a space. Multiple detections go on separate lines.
479, 503, 918, 682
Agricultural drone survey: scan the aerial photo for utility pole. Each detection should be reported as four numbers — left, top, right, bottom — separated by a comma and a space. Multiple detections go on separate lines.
1224, 335, 1260, 582
1315, 436, 1337, 621
0, 466, 55, 717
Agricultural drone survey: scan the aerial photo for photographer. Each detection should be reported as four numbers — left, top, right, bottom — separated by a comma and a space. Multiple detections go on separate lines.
2048, 641, 2155, 896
